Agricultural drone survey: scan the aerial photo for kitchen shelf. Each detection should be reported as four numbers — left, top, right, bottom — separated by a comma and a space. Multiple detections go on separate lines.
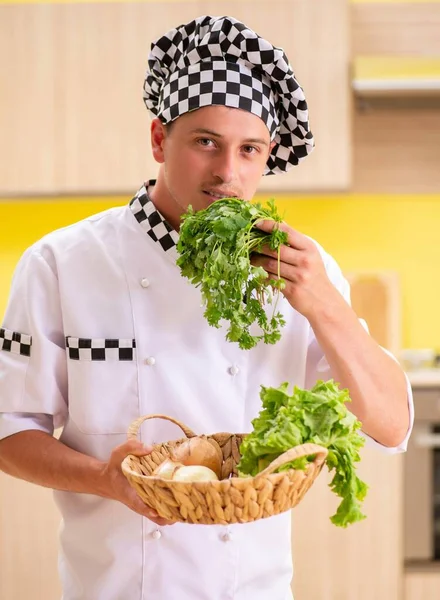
352, 56, 440, 98
407, 369, 440, 388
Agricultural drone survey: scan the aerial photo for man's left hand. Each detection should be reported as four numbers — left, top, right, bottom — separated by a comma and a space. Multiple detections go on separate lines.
251, 220, 343, 320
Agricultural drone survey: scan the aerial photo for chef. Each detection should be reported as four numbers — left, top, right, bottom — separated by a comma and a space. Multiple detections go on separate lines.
0, 15, 413, 600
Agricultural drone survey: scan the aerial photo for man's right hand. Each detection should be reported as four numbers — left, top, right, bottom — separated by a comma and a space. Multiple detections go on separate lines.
99, 439, 175, 526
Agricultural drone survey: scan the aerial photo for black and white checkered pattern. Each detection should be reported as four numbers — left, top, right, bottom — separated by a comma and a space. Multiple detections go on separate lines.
66, 337, 136, 361
0, 327, 32, 357
143, 15, 314, 175
129, 181, 178, 254
162, 61, 279, 136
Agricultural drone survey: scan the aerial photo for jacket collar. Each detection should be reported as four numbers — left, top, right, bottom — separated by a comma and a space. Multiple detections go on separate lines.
129, 180, 179, 261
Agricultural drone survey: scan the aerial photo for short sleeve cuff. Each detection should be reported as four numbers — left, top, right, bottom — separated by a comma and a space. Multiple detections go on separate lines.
0, 412, 54, 441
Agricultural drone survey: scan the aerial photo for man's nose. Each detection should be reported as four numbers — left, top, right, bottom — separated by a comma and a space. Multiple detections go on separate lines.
211, 149, 237, 184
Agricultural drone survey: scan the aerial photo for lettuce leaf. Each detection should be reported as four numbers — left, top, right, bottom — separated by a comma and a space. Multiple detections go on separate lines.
237, 380, 368, 527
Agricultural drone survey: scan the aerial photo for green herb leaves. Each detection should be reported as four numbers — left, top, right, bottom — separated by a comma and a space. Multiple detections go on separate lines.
176, 198, 288, 350
237, 380, 368, 527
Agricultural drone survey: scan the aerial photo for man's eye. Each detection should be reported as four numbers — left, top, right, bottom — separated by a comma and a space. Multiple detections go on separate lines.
197, 138, 214, 147
243, 145, 258, 154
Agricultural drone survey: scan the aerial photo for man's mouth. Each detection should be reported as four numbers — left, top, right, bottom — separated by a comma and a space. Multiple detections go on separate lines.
203, 190, 238, 200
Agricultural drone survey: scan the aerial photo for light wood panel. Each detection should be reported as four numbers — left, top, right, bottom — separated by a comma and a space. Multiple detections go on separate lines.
0, 473, 61, 600
291, 268, 404, 600
352, 3, 440, 56
405, 571, 440, 599
346, 271, 401, 356
0, 2, 200, 196
352, 106, 440, 192
0, 0, 351, 196
0, 5, 63, 195
351, 3, 440, 193
292, 448, 404, 600
202, 0, 352, 193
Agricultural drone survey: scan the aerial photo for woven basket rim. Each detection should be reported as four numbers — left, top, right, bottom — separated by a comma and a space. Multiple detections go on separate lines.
121, 413, 328, 485
121, 439, 329, 485
121, 414, 329, 524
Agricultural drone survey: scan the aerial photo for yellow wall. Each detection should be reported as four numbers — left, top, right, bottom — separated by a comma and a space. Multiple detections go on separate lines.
1, 194, 439, 350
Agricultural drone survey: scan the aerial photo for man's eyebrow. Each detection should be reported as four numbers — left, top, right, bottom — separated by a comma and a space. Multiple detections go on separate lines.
191, 128, 269, 147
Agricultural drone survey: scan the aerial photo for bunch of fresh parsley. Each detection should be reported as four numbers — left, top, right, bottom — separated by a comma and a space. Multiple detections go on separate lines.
176, 198, 289, 350
237, 380, 368, 527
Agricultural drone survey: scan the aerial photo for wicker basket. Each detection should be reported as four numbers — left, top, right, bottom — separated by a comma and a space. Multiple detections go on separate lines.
121, 414, 328, 525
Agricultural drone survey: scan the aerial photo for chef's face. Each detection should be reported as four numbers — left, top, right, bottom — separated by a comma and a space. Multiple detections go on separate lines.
150, 105, 274, 229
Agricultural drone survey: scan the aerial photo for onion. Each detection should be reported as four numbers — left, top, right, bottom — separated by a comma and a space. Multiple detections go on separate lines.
171, 437, 223, 479
152, 458, 184, 479
172, 465, 218, 482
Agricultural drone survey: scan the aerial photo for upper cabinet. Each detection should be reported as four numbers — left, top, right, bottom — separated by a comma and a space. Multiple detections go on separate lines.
0, 0, 351, 197
352, 56, 440, 98
350, 2, 440, 193
352, 3, 440, 98
352, 1, 440, 58
236, 0, 351, 194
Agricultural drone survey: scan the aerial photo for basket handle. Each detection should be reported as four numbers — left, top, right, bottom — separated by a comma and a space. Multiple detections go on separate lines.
254, 443, 328, 478
127, 414, 197, 441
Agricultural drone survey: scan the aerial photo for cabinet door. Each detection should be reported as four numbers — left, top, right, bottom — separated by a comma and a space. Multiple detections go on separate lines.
291, 447, 404, 600
0, 0, 351, 196
200, 0, 351, 193
0, 473, 61, 600
405, 572, 440, 600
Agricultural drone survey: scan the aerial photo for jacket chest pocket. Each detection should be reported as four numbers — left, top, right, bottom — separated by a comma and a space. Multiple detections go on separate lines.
66, 336, 140, 435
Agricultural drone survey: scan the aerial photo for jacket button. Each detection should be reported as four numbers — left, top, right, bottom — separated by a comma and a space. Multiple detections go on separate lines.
228, 365, 239, 376
221, 532, 232, 542
145, 356, 156, 366
152, 530, 161, 540
140, 278, 151, 288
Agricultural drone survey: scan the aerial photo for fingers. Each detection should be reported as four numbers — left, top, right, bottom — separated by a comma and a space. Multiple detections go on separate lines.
111, 442, 176, 525
137, 506, 175, 526
107, 441, 177, 525
252, 254, 297, 284
145, 511, 175, 526
253, 243, 300, 266
255, 219, 309, 251
102, 441, 175, 526
110, 439, 153, 465
131, 494, 175, 526
251, 249, 295, 275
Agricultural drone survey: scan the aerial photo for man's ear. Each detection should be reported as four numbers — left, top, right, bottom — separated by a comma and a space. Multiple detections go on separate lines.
151, 118, 167, 164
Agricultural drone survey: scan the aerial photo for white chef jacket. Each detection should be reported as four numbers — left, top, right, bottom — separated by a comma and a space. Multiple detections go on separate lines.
0, 182, 414, 600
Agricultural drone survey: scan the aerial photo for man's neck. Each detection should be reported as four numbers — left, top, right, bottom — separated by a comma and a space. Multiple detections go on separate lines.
148, 177, 183, 232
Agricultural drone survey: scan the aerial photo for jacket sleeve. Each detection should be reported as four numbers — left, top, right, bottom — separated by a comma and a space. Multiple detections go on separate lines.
304, 247, 414, 454
0, 245, 68, 440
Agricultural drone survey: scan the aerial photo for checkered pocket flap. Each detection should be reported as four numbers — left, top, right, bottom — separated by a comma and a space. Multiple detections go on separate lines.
66, 337, 136, 361
0, 327, 32, 357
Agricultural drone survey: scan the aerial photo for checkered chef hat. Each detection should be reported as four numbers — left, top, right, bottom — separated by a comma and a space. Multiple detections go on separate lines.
143, 15, 314, 175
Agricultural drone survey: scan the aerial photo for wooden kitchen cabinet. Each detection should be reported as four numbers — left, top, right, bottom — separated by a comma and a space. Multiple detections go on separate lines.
351, 2, 440, 194
2, 448, 404, 600
0, 472, 61, 600
0, 0, 351, 196
405, 571, 440, 600
291, 269, 404, 600
291, 446, 404, 600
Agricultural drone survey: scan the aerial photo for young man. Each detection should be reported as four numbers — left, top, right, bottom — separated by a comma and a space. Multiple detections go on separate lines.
0, 16, 412, 600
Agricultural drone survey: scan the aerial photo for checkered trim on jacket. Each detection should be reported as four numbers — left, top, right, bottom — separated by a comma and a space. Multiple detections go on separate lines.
66, 337, 136, 361
0, 327, 32, 357
129, 181, 178, 254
